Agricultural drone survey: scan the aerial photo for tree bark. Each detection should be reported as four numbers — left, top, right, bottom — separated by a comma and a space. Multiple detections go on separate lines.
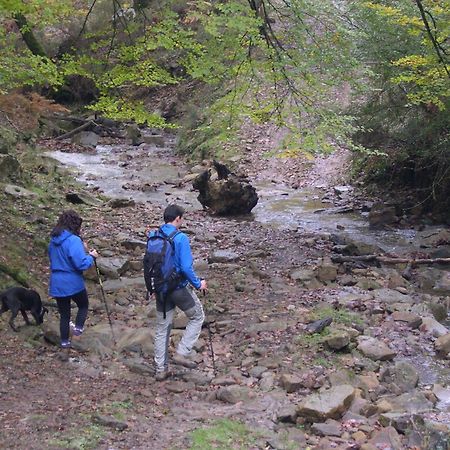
13, 13, 47, 57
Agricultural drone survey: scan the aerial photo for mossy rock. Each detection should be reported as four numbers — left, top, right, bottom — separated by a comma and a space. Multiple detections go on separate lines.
0, 126, 18, 154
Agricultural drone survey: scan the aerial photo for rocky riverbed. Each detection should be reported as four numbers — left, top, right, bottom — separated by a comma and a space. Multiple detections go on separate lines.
1, 129, 449, 450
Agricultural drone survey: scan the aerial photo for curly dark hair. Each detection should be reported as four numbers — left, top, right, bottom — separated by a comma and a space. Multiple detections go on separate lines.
51, 210, 83, 237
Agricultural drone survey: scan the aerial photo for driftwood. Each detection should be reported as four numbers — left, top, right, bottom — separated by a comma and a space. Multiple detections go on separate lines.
55, 120, 94, 140
331, 255, 450, 265
43, 114, 87, 124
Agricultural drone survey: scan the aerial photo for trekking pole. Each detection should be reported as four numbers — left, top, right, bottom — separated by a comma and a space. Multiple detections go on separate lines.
205, 321, 217, 376
94, 260, 117, 346
202, 287, 217, 375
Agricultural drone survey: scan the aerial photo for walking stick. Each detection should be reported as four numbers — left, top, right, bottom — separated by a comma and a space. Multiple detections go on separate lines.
205, 321, 217, 376
202, 289, 217, 375
94, 260, 117, 346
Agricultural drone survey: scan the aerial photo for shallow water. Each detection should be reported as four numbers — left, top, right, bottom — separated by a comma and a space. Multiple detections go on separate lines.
46, 140, 418, 255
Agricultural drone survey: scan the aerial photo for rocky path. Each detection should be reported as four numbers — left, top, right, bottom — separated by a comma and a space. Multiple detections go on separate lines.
1, 132, 450, 450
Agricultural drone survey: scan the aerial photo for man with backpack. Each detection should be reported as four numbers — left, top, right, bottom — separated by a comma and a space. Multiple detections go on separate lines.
144, 204, 207, 381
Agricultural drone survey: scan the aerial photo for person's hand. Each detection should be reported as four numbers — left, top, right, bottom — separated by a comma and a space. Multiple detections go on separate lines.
199, 279, 208, 293
89, 249, 99, 259
82, 241, 89, 251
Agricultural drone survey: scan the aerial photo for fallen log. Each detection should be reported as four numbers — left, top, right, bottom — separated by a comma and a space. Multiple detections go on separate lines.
55, 120, 95, 140
43, 114, 87, 124
331, 255, 450, 265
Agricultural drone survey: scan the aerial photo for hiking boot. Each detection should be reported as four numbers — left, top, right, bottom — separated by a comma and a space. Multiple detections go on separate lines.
172, 353, 197, 369
73, 326, 84, 336
60, 340, 71, 349
70, 321, 84, 336
155, 370, 169, 381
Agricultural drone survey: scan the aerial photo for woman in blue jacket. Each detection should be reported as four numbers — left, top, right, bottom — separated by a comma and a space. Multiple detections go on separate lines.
48, 210, 98, 348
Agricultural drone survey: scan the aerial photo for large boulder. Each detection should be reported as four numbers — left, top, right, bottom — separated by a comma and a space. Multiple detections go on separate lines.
192, 161, 258, 215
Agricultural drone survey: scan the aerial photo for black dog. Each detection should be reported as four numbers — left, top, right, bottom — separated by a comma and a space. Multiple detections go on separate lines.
0, 287, 48, 332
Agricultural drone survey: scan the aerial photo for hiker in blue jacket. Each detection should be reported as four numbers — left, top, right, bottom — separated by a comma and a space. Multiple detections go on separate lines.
150, 204, 207, 381
48, 210, 98, 348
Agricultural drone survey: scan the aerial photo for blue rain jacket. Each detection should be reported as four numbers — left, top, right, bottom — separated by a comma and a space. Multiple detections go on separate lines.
48, 230, 95, 297
148, 223, 202, 290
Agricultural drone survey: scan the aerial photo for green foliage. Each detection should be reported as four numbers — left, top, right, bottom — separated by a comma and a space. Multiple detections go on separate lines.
187, 419, 261, 450
362, 0, 449, 110
350, 0, 450, 216
310, 306, 364, 327
296, 329, 330, 348
48, 424, 104, 450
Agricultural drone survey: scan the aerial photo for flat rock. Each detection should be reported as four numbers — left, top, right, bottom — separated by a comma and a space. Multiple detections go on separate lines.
216, 385, 251, 404
372, 288, 412, 304
388, 391, 434, 414
102, 277, 146, 292
391, 311, 422, 329
208, 250, 240, 263
357, 336, 396, 361
247, 321, 289, 333
96, 257, 130, 279
296, 384, 356, 422
380, 361, 419, 394
5, 184, 36, 198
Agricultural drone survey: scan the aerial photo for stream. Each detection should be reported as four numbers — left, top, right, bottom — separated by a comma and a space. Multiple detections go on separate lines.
47, 136, 420, 255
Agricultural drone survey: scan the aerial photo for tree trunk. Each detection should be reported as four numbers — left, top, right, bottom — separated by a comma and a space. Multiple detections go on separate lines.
13, 13, 47, 57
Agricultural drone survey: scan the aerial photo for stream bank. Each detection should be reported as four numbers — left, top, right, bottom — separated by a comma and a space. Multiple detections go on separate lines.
1, 128, 450, 449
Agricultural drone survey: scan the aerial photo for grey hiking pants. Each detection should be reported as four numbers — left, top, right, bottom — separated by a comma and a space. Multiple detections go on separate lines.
154, 286, 205, 373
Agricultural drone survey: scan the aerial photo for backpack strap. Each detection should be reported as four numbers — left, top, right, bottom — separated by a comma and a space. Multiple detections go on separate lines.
158, 227, 180, 251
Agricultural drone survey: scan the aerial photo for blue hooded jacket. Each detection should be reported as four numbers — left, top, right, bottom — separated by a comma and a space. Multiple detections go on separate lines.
148, 223, 201, 290
48, 230, 95, 297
